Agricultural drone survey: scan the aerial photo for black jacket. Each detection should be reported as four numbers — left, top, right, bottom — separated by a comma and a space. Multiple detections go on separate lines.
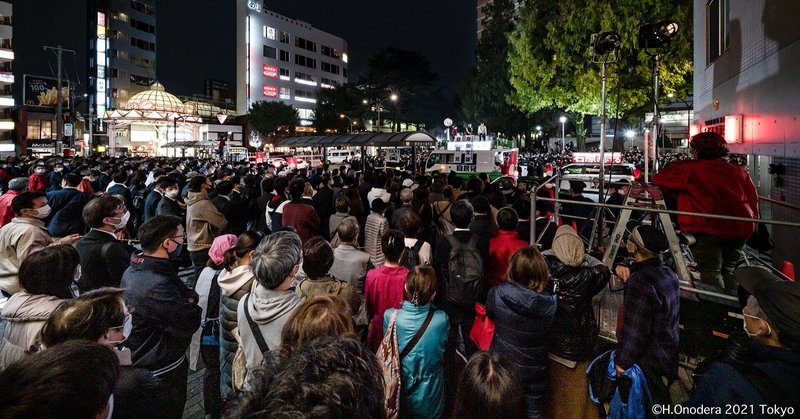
46, 188, 93, 237
433, 230, 490, 321
544, 254, 610, 361
121, 255, 202, 372
156, 196, 183, 218
313, 185, 334, 239
75, 229, 133, 293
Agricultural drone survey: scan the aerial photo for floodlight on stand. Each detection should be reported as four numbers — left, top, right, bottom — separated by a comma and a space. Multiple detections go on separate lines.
591, 31, 621, 63
638, 20, 679, 54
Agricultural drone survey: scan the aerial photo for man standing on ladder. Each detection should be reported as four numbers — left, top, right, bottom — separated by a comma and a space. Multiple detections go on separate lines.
653, 132, 759, 291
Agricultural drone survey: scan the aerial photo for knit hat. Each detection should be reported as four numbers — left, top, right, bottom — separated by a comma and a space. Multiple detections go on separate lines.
402, 179, 413, 188
551, 225, 584, 266
208, 234, 237, 266
627, 221, 669, 254
736, 266, 800, 342
471, 195, 490, 215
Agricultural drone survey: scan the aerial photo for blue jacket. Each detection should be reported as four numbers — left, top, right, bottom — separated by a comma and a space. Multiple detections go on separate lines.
487, 282, 557, 419
143, 190, 162, 222
121, 255, 202, 373
606, 351, 651, 419
384, 302, 449, 419
45, 188, 92, 237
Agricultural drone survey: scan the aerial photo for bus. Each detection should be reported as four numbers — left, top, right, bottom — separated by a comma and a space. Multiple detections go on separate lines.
425, 148, 518, 180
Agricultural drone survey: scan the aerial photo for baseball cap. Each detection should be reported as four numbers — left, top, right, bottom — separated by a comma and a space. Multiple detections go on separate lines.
736, 266, 800, 342
626, 221, 669, 254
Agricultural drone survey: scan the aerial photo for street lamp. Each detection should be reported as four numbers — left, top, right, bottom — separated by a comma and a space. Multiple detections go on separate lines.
365, 95, 398, 133
559, 116, 567, 153
667, 93, 693, 144
339, 114, 353, 134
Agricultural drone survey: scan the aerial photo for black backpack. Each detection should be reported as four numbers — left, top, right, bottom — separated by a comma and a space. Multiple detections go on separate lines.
445, 235, 485, 308
399, 239, 425, 270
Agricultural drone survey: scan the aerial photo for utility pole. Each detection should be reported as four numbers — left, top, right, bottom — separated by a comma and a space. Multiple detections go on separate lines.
44, 45, 76, 157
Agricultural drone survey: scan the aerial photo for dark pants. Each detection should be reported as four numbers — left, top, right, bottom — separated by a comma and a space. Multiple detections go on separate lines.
189, 250, 210, 289
641, 365, 674, 419
155, 358, 189, 419
692, 234, 745, 291
201, 344, 222, 418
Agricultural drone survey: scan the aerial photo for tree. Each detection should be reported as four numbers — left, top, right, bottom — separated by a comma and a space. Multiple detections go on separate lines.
313, 83, 364, 134
508, 0, 693, 150
459, 0, 530, 142
248, 101, 298, 142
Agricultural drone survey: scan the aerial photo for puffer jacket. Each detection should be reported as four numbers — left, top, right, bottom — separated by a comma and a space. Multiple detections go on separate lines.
384, 302, 449, 419
217, 265, 255, 399
186, 190, 228, 252
0, 292, 66, 370
543, 253, 610, 361
296, 275, 361, 314
487, 282, 556, 419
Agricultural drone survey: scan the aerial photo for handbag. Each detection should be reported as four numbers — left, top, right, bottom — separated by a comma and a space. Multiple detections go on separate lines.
377, 308, 435, 419
469, 302, 495, 351
231, 292, 270, 392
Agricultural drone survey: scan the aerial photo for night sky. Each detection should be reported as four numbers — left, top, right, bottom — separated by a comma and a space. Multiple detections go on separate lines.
14, 1, 476, 105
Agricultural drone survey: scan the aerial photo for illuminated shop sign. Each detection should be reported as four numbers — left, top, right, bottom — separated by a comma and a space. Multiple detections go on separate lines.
263, 84, 277, 97
263, 64, 278, 78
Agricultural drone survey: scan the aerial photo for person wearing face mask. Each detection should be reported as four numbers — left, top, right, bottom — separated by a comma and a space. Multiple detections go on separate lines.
155, 178, 183, 218
186, 175, 228, 287
0, 192, 80, 296
40, 287, 170, 419
47, 163, 64, 192
685, 267, 800, 410
27, 164, 48, 192
121, 215, 202, 419
0, 245, 76, 371
75, 197, 134, 293
612, 222, 679, 411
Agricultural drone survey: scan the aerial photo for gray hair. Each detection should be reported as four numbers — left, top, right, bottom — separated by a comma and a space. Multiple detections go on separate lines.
250, 230, 303, 289
400, 188, 413, 203
8, 177, 29, 192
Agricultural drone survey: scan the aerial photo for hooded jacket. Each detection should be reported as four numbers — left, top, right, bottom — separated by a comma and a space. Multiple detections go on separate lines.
236, 285, 300, 370
487, 230, 528, 288
186, 190, 228, 251
487, 282, 557, 419
217, 264, 256, 399
0, 292, 66, 370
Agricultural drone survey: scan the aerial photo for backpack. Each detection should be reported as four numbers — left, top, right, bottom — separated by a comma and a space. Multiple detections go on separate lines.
399, 239, 425, 270
445, 235, 485, 308
132, 189, 148, 211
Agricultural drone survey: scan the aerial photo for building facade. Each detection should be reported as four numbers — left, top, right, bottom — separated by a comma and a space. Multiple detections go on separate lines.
236, 1, 348, 128
693, 0, 800, 271
476, 0, 520, 39
0, 1, 12, 156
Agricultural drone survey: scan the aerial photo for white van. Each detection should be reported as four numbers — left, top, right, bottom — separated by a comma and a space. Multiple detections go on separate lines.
326, 150, 357, 164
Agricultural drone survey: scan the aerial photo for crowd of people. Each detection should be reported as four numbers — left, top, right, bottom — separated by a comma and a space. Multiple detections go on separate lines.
0, 131, 796, 418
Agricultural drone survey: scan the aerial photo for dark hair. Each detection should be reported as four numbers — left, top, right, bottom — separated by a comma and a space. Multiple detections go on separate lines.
507, 246, 549, 292
63, 172, 82, 187
279, 295, 355, 359
690, 131, 729, 160
381, 229, 406, 263
497, 208, 519, 231
223, 231, 263, 272
11, 191, 45, 216
138, 215, 183, 253
450, 200, 474, 228
454, 352, 527, 419
19, 245, 78, 299
216, 180, 234, 196
40, 288, 126, 347
0, 340, 120, 419
371, 198, 386, 213
82, 196, 124, 228
112, 171, 127, 184
405, 265, 437, 306
187, 175, 208, 192
288, 178, 305, 200
158, 177, 178, 190
399, 211, 422, 238
337, 218, 359, 243
236, 336, 383, 418
302, 236, 334, 278
335, 195, 350, 213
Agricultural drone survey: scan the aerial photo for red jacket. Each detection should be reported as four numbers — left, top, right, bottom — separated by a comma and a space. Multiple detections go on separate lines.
488, 229, 529, 287
281, 201, 320, 243
0, 190, 18, 228
653, 159, 758, 240
28, 173, 47, 192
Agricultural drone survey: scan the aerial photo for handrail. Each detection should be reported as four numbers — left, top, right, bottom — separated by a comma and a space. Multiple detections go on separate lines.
758, 195, 800, 212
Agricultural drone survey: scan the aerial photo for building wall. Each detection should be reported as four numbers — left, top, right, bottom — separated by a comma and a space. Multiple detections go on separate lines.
694, 0, 800, 271
236, 1, 348, 125
0, 1, 13, 156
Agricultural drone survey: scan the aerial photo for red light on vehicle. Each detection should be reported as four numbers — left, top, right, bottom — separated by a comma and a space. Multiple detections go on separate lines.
633, 168, 642, 180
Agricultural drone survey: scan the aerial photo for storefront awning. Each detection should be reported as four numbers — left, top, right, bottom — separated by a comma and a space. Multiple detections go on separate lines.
161, 140, 217, 148
277, 131, 436, 148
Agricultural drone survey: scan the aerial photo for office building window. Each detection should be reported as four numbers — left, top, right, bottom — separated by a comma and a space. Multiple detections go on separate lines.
280, 31, 290, 44
279, 87, 291, 99
321, 61, 340, 75
279, 49, 289, 62
321, 45, 340, 59
263, 45, 277, 59
294, 54, 316, 69
295, 36, 317, 52
707, 0, 730, 63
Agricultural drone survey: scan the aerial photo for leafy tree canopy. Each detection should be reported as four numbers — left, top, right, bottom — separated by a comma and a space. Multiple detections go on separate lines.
248, 100, 298, 139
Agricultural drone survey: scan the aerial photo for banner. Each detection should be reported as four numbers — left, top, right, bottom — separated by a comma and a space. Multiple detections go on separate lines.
23, 75, 70, 108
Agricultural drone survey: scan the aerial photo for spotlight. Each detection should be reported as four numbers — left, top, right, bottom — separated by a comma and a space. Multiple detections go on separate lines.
638, 20, 679, 51
592, 31, 621, 55
625, 130, 636, 139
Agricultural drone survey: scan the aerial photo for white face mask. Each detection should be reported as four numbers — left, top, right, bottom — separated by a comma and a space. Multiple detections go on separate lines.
110, 211, 131, 230
35, 168, 46, 175
33, 205, 51, 219
107, 312, 132, 345
73, 265, 82, 284
165, 189, 179, 199
742, 313, 771, 337
105, 394, 114, 419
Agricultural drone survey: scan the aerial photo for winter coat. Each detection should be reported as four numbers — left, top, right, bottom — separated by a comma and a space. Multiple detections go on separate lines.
75, 229, 133, 293
543, 253, 610, 361
0, 218, 53, 295
384, 302, 449, 419
45, 188, 92, 237
0, 190, 18, 228
217, 265, 256, 399
296, 275, 361, 314
237, 285, 301, 370
186, 190, 228, 252
0, 292, 66, 370
27, 173, 47, 192
328, 212, 358, 240
281, 200, 320, 243
365, 264, 408, 352
364, 213, 389, 267
121, 255, 202, 373
487, 282, 557, 419
487, 230, 528, 288
653, 159, 758, 240
156, 196, 183, 218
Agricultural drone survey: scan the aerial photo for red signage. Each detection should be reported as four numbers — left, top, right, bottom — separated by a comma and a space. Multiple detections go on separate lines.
262, 84, 277, 97
571, 152, 623, 164
263, 64, 278, 78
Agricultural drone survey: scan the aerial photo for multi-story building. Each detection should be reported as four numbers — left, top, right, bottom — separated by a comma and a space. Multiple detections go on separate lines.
477, 0, 520, 39
0, 1, 13, 155
87, 0, 156, 122
236, 1, 348, 128
693, 0, 800, 272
